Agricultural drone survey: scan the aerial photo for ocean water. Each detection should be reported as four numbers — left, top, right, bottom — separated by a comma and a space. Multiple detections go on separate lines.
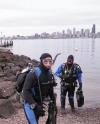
11, 38, 100, 107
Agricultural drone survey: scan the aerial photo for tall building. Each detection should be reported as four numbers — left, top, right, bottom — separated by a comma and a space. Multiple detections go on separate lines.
73, 28, 76, 38
92, 24, 96, 34
84, 29, 90, 37
81, 29, 84, 37
67, 29, 72, 38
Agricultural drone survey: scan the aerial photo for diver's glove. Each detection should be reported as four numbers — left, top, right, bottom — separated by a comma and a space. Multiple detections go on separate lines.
30, 103, 45, 116
78, 83, 82, 91
60, 75, 65, 80
52, 82, 57, 87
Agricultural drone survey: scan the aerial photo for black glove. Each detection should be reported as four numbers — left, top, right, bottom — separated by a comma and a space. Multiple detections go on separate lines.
78, 83, 82, 91
60, 75, 65, 80
52, 82, 57, 87
34, 104, 45, 117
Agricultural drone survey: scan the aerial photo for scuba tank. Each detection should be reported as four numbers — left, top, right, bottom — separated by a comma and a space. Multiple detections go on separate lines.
76, 89, 84, 107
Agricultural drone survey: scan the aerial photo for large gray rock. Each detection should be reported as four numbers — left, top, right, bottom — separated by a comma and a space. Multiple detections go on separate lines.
0, 81, 15, 99
0, 81, 16, 118
0, 48, 39, 118
0, 49, 38, 82
0, 99, 16, 118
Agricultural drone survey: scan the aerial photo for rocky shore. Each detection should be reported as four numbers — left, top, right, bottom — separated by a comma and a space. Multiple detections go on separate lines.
0, 48, 100, 124
0, 48, 39, 118
0, 107, 100, 124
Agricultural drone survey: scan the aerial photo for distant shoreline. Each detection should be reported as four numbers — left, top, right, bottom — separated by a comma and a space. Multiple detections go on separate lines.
1, 37, 99, 41
11, 37, 98, 40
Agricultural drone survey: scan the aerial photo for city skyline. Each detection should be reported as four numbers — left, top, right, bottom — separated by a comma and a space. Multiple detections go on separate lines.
2, 24, 100, 39
1, 24, 100, 39
0, 0, 100, 36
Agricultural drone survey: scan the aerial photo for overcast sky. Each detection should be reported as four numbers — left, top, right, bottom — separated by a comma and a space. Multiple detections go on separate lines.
0, 0, 100, 36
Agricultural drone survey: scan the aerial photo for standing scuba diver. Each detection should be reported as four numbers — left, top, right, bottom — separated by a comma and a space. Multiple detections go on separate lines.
55, 55, 83, 113
22, 53, 57, 124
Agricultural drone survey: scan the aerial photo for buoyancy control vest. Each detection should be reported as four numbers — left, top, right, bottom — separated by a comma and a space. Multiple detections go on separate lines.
61, 63, 79, 84
32, 66, 56, 103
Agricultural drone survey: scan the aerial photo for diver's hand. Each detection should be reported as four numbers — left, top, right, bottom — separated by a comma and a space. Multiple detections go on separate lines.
78, 83, 82, 91
31, 103, 45, 116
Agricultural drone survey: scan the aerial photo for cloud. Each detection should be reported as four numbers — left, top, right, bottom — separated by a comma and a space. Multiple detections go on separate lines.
0, 0, 100, 35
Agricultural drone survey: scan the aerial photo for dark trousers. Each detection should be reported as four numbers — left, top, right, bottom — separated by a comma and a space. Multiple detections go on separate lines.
60, 84, 75, 109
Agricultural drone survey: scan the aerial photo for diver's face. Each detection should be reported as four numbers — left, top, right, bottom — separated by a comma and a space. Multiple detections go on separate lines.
42, 57, 53, 69
67, 58, 74, 65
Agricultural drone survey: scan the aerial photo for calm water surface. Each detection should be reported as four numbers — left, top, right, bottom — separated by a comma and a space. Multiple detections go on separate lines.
11, 38, 100, 107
